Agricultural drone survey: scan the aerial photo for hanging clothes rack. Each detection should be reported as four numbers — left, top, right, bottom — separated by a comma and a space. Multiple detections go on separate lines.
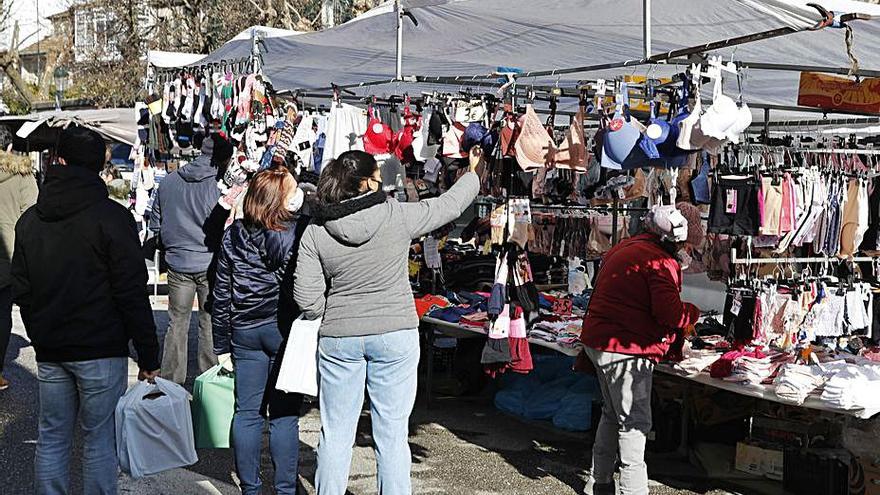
730, 248, 878, 265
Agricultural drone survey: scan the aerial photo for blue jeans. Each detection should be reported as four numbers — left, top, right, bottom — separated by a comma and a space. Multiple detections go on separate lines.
315, 329, 419, 495
35, 358, 128, 495
232, 322, 300, 495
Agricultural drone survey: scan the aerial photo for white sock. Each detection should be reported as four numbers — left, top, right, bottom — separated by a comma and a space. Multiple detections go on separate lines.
181, 77, 195, 122
161, 82, 171, 124
194, 77, 207, 130
211, 73, 224, 120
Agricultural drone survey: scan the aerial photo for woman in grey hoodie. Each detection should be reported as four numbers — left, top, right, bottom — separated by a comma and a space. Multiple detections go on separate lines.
294, 148, 482, 495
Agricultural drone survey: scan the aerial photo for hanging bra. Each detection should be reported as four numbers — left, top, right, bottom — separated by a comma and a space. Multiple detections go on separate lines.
554, 105, 588, 171
514, 104, 554, 170
363, 106, 394, 155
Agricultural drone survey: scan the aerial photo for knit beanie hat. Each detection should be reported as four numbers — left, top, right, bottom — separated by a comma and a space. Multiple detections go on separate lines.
58, 125, 106, 172
646, 205, 688, 243
676, 201, 705, 247
205, 133, 234, 167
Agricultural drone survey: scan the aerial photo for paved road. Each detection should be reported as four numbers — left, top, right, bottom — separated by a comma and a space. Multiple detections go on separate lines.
0, 301, 733, 495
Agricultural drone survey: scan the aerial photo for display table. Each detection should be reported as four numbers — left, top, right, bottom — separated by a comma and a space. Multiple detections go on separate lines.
419, 316, 583, 406
421, 317, 879, 419
654, 363, 880, 420
421, 316, 582, 357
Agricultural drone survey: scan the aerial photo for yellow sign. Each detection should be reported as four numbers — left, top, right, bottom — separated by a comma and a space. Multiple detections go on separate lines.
623, 75, 672, 114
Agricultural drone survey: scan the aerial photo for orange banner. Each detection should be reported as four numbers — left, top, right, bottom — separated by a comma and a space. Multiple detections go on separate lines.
797, 72, 880, 114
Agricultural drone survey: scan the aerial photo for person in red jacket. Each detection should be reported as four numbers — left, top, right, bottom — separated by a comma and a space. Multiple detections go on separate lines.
581, 205, 701, 495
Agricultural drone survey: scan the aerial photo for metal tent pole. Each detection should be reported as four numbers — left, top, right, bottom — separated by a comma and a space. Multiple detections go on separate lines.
396, 0, 404, 80
643, 0, 652, 58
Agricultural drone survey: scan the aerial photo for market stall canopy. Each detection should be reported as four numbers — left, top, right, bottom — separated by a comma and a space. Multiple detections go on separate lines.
148, 50, 206, 68
0, 108, 136, 151
189, 0, 880, 119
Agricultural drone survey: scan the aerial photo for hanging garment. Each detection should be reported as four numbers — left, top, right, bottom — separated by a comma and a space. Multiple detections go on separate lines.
363, 106, 394, 155
839, 179, 870, 258
412, 109, 440, 161
441, 122, 467, 159
778, 174, 795, 233
515, 105, 555, 170
858, 179, 880, 253
759, 177, 784, 236
708, 177, 760, 236
290, 114, 317, 172
322, 103, 367, 168
553, 106, 588, 171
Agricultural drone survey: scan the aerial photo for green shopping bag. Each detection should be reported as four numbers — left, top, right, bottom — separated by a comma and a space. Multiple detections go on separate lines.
192, 364, 235, 449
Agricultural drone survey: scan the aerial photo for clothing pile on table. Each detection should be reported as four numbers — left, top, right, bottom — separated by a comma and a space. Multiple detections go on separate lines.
529, 317, 584, 350
773, 360, 880, 411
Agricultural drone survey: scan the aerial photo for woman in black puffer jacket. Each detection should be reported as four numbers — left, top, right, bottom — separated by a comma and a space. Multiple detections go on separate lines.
211, 165, 307, 495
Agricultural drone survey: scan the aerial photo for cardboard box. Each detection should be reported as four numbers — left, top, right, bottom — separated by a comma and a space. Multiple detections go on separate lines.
735, 442, 764, 476
735, 441, 784, 479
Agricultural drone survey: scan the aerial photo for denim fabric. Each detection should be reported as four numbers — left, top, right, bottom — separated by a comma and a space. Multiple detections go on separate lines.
35, 358, 127, 495
162, 269, 217, 384
0, 285, 11, 371
315, 329, 419, 495
231, 322, 300, 495
690, 156, 712, 205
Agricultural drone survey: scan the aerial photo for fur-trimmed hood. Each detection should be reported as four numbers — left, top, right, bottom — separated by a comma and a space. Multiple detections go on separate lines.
0, 150, 33, 184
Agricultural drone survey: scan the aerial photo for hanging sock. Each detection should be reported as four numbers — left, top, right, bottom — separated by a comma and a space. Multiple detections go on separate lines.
179, 77, 194, 122
172, 78, 183, 121
236, 74, 256, 126
194, 76, 207, 131
210, 72, 224, 120
161, 82, 172, 124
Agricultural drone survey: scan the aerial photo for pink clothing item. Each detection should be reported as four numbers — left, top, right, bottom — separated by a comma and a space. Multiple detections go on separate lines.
779, 175, 794, 233
758, 178, 765, 226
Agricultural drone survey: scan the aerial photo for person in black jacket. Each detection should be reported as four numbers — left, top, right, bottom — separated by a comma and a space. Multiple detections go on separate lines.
11, 126, 160, 494
212, 165, 306, 495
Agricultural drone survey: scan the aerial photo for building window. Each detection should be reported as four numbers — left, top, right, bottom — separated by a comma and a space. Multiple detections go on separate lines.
74, 9, 120, 62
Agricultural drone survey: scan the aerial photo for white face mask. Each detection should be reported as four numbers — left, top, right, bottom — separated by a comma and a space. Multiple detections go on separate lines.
287, 187, 304, 212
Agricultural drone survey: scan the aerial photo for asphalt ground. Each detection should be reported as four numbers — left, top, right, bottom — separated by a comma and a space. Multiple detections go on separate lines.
0, 301, 737, 495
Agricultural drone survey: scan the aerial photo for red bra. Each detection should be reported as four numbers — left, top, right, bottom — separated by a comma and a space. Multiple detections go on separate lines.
364, 106, 394, 155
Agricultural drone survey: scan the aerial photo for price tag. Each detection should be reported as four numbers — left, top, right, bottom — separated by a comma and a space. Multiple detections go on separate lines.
730, 293, 742, 316
725, 189, 738, 214
424, 236, 441, 269
553, 298, 573, 316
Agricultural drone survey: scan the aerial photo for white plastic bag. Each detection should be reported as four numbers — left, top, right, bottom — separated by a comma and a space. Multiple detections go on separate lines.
276, 316, 322, 397
115, 378, 198, 478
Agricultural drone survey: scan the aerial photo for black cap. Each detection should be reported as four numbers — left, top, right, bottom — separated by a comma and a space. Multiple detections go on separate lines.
58, 125, 105, 172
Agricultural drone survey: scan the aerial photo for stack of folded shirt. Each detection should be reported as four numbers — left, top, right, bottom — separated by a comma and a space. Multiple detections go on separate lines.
460, 311, 489, 330
529, 318, 582, 348
821, 364, 880, 410
723, 354, 774, 384
774, 364, 826, 404
674, 342, 721, 375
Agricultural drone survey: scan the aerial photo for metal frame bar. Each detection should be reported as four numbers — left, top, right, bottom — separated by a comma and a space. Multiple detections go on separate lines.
667, 58, 880, 78
730, 248, 878, 265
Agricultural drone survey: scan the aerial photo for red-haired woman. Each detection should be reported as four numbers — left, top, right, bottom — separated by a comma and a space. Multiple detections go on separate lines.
212, 165, 307, 495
